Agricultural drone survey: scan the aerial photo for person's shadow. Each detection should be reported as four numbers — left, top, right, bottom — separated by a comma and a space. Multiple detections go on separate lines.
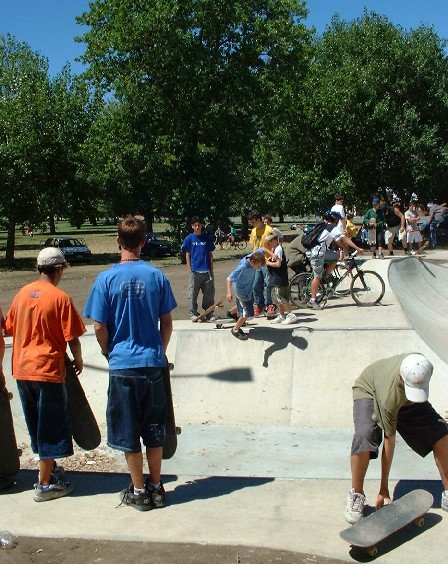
247, 318, 316, 367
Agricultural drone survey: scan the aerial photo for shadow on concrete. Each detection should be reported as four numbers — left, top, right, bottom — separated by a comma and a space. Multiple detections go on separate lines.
208, 368, 253, 382
246, 327, 313, 368
393, 479, 444, 508
170, 475, 274, 506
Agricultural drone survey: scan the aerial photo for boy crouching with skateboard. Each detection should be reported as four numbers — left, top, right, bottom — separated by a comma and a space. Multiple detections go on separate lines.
5, 248, 86, 501
345, 353, 448, 524
226, 250, 270, 340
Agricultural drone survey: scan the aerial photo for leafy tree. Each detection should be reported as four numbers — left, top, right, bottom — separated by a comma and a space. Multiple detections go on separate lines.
302, 12, 448, 209
77, 0, 311, 241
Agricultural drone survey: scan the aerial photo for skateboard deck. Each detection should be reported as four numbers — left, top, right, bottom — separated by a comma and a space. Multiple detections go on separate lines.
215, 319, 250, 329
0, 388, 20, 477
340, 489, 433, 556
162, 359, 181, 459
416, 240, 430, 255
368, 218, 377, 246
64, 356, 101, 451
194, 296, 226, 322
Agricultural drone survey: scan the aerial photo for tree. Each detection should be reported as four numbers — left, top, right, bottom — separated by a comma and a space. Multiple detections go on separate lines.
302, 12, 448, 209
0, 35, 52, 264
77, 0, 311, 240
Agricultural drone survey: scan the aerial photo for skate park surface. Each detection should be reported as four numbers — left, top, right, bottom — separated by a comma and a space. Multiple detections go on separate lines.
2, 253, 448, 562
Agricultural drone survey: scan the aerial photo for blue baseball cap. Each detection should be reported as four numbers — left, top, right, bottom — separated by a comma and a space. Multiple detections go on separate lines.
372, 198, 380, 204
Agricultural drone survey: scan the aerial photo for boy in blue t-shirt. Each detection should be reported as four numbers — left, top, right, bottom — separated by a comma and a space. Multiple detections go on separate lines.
84, 217, 177, 512
181, 216, 215, 321
226, 250, 267, 340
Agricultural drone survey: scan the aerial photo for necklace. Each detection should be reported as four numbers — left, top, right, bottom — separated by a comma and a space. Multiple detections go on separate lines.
120, 258, 140, 262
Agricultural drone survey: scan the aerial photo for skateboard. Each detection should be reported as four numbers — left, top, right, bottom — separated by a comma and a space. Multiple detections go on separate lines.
215, 319, 250, 329
340, 489, 434, 557
415, 240, 430, 255
194, 296, 226, 322
64, 356, 101, 451
0, 388, 21, 477
162, 359, 181, 459
368, 218, 377, 246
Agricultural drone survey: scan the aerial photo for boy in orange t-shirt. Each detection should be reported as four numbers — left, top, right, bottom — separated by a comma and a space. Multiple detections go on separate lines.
5, 247, 86, 502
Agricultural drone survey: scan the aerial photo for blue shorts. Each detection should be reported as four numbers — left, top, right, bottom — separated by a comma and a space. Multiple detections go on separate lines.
107, 367, 167, 452
16, 380, 73, 459
235, 294, 254, 319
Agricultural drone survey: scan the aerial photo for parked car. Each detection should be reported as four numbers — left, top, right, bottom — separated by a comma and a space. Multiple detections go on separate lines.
43, 237, 92, 261
140, 232, 174, 258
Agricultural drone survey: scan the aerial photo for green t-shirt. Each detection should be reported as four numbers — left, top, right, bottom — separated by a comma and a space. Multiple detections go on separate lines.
364, 208, 386, 230
352, 354, 410, 436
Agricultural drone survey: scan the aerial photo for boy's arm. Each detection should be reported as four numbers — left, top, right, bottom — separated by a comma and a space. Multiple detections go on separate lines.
226, 278, 233, 301
376, 434, 396, 508
185, 251, 191, 271
68, 337, 83, 375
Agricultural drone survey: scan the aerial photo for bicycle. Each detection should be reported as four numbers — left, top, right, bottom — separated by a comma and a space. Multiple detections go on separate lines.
289, 251, 385, 308
222, 233, 248, 250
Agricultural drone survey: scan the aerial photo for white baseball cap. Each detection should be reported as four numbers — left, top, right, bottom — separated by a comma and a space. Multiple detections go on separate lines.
400, 354, 433, 402
37, 247, 67, 266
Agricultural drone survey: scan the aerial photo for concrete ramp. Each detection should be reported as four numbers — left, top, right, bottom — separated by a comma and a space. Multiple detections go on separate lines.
389, 258, 448, 365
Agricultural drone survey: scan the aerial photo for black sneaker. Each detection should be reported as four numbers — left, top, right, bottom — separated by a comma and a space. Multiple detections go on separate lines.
146, 479, 167, 509
226, 310, 238, 321
231, 328, 248, 341
119, 485, 153, 511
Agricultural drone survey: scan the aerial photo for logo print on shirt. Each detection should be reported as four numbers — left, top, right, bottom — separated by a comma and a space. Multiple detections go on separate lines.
120, 280, 146, 299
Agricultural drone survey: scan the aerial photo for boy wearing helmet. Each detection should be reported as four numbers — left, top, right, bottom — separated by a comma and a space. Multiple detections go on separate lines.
345, 353, 448, 524
307, 211, 363, 309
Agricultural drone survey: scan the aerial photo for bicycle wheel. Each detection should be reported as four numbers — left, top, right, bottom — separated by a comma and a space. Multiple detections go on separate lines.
236, 239, 248, 250
333, 263, 351, 297
222, 239, 232, 250
350, 270, 385, 306
289, 272, 312, 308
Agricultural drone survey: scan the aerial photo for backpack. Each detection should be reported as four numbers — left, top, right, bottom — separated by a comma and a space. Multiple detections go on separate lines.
301, 222, 329, 249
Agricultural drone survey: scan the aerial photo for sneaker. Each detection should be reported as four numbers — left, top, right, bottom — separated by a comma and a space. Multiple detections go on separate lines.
389, 251, 394, 256
266, 305, 277, 316
254, 305, 264, 317
207, 315, 217, 322
190, 314, 199, 322
281, 313, 298, 325
372, 252, 377, 258
307, 300, 322, 310
344, 488, 365, 524
410, 250, 416, 256
442, 491, 448, 512
146, 480, 167, 509
379, 254, 385, 259
34, 478, 74, 502
52, 463, 65, 481
231, 328, 248, 341
226, 310, 238, 321
270, 314, 285, 324
119, 485, 153, 511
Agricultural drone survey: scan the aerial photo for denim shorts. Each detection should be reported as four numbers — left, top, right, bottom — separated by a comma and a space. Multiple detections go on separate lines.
107, 367, 167, 452
235, 294, 254, 319
16, 380, 73, 459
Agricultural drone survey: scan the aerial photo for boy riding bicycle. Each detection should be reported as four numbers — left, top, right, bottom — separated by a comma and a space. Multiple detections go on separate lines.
307, 211, 363, 309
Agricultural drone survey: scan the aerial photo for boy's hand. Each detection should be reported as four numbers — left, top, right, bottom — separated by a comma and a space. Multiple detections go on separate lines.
375, 489, 392, 509
226, 292, 233, 302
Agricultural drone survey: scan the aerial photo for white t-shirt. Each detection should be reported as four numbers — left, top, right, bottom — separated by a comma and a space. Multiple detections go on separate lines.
308, 224, 343, 258
331, 204, 346, 230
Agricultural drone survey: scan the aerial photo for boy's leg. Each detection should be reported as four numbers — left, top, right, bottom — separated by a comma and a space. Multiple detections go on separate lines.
125, 451, 145, 489
146, 446, 163, 486
433, 435, 448, 490
38, 459, 56, 486
188, 272, 200, 317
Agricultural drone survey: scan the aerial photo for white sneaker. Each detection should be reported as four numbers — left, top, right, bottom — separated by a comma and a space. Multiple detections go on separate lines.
344, 488, 365, 524
281, 313, 298, 325
270, 314, 284, 324
410, 250, 416, 256
442, 491, 448, 512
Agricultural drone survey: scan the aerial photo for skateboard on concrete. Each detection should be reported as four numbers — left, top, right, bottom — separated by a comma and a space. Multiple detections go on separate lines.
415, 240, 430, 255
162, 358, 181, 459
0, 388, 21, 478
194, 296, 226, 322
340, 489, 434, 557
215, 319, 250, 329
64, 355, 101, 451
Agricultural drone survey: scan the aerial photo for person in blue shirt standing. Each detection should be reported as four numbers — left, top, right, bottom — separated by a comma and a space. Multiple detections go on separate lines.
181, 216, 215, 321
84, 216, 177, 511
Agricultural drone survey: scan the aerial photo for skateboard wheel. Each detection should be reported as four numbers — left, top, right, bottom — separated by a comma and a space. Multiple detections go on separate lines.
175, 426, 182, 435
367, 546, 378, 557
415, 517, 425, 527
168, 363, 174, 371
7, 392, 13, 400
216, 324, 223, 329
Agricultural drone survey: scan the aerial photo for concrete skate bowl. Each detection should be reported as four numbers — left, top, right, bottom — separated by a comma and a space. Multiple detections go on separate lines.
389, 258, 448, 364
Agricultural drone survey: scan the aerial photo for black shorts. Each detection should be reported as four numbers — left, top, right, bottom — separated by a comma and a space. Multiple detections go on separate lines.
397, 402, 448, 457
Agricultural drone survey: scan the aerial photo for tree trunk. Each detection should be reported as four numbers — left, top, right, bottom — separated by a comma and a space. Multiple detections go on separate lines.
49, 215, 56, 234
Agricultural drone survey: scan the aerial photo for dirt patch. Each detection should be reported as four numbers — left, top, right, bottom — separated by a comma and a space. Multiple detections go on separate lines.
0, 537, 347, 563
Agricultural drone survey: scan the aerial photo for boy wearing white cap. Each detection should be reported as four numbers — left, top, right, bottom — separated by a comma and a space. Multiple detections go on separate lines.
345, 353, 448, 523
5, 247, 86, 502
